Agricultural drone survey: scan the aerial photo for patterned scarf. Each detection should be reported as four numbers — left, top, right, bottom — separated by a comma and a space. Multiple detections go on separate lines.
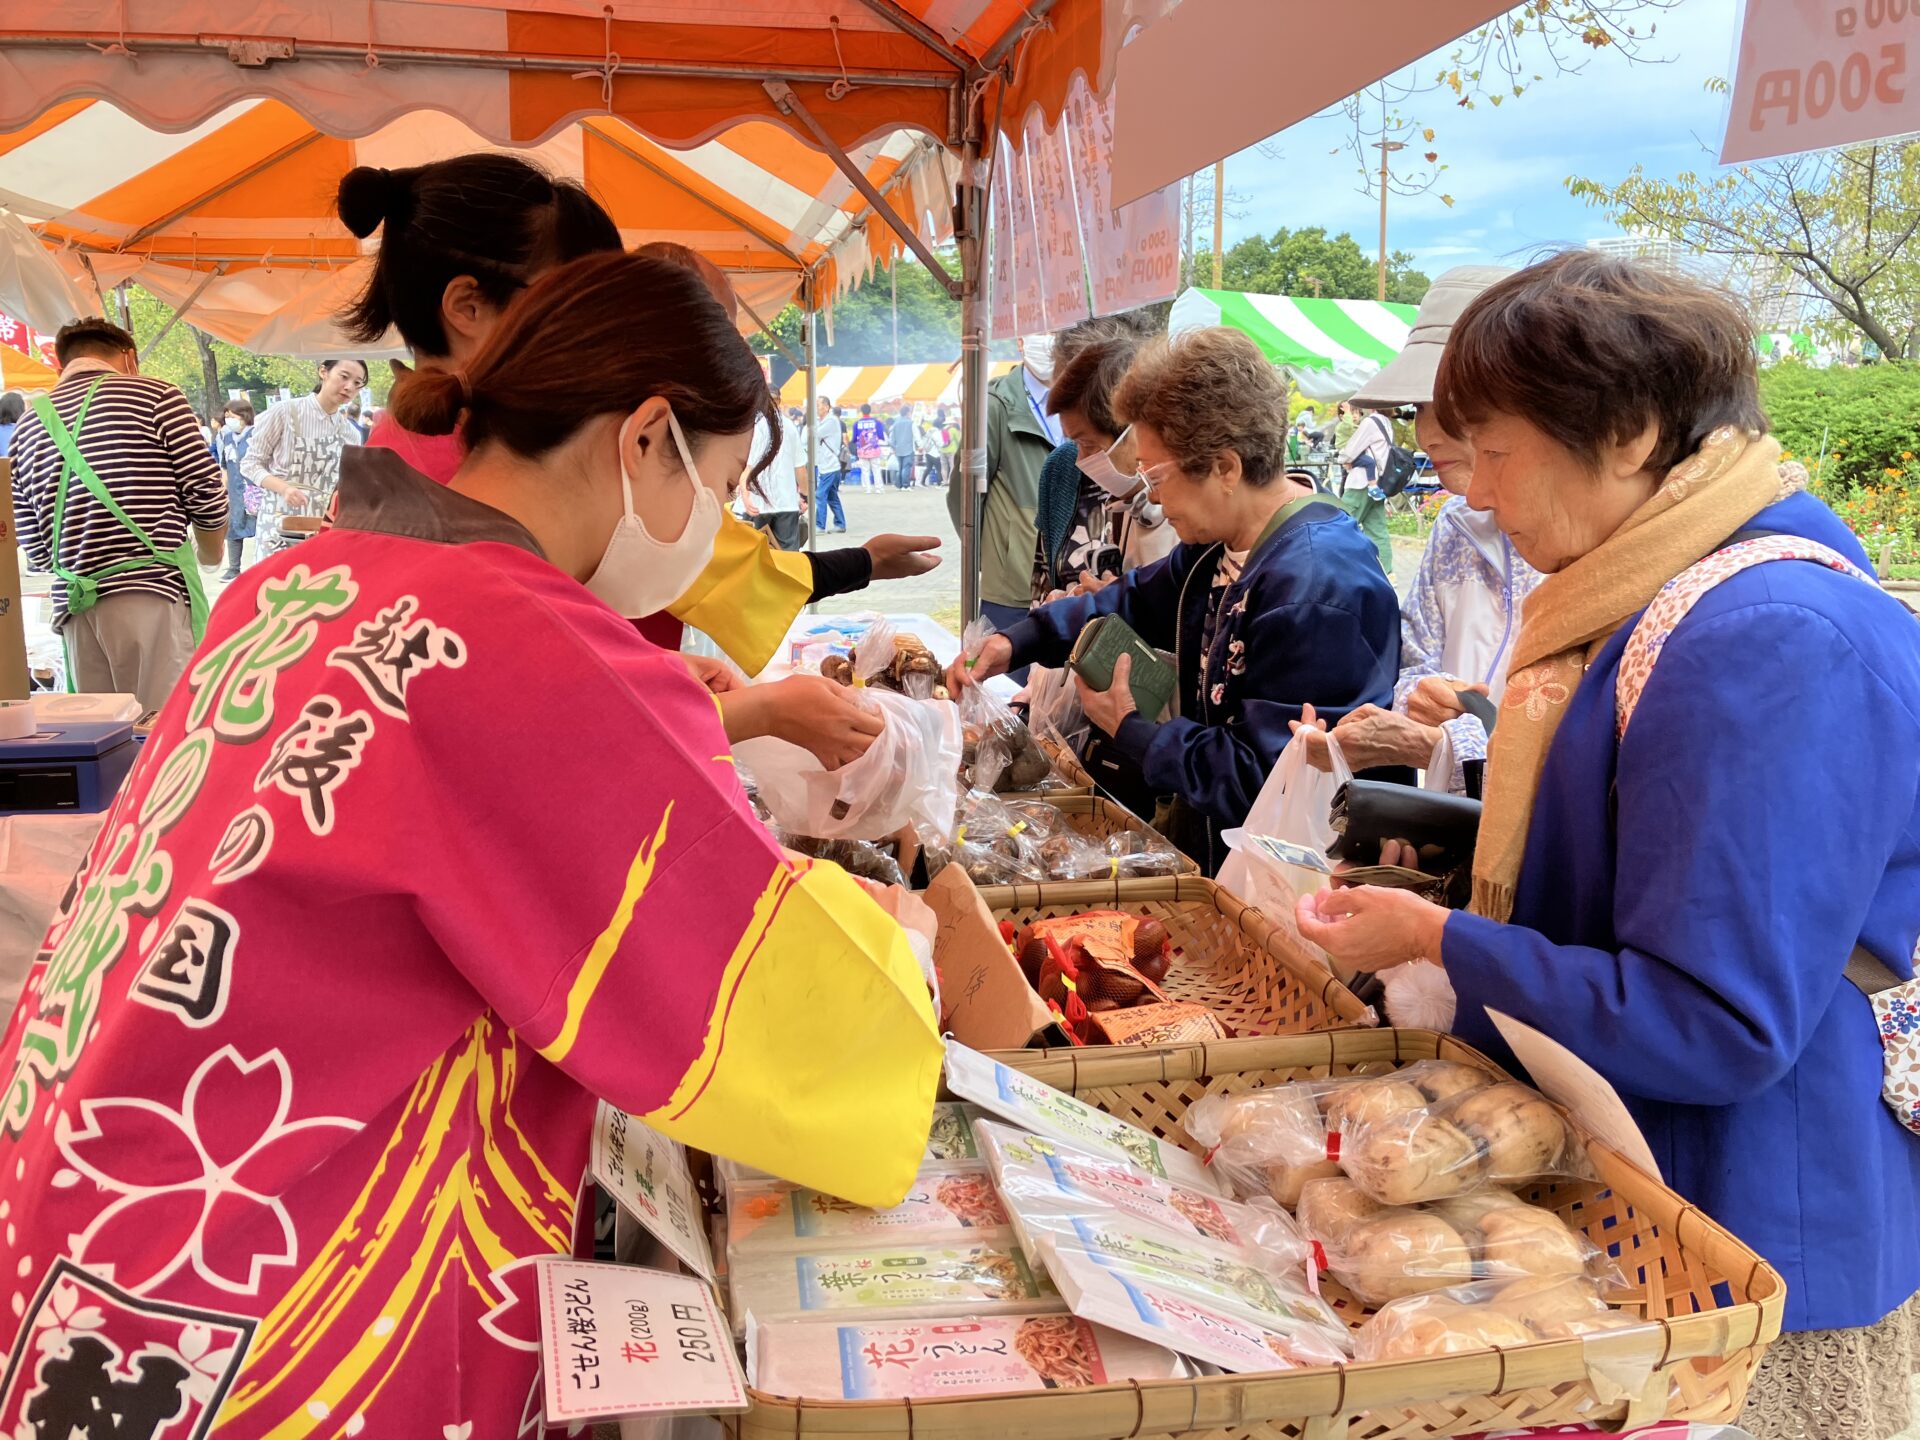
1472, 427, 1799, 921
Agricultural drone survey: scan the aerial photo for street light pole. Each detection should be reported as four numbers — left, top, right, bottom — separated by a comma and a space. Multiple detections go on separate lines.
1211, 159, 1225, 288
1301, 273, 1322, 298
1371, 138, 1405, 301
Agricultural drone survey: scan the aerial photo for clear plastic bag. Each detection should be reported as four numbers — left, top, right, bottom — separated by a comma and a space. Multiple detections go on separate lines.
1024, 663, 1090, 759
1354, 1274, 1651, 1360
1218, 726, 1352, 913
924, 789, 1054, 884
1336, 1077, 1592, 1207
956, 619, 1061, 792
776, 830, 907, 888
1297, 1177, 1622, 1308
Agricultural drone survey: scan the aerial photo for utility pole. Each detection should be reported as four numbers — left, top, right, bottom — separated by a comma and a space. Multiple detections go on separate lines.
1372, 139, 1405, 301
1211, 160, 1225, 288
1301, 273, 1322, 298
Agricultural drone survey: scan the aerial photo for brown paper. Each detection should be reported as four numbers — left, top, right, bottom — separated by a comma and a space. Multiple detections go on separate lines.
1087, 1001, 1230, 1047
925, 866, 1053, 1050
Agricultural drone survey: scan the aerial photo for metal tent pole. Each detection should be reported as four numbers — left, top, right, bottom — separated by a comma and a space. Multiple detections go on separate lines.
804, 272, 821, 561
956, 147, 989, 627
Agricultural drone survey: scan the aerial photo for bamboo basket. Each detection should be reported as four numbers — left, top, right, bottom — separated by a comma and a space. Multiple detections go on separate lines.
976, 876, 1370, 1037
731, 1031, 1784, 1440
1035, 729, 1098, 791
1043, 793, 1200, 877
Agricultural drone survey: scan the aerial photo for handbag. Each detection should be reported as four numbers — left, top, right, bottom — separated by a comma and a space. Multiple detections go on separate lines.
1373, 415, 1420, 498
1615, 528, 1920, 1135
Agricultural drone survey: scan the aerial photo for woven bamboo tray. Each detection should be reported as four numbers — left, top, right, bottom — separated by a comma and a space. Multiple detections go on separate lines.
1043, 793, 1200, 877
976, 876, 1369, 1037
732, 1031, 1784, 1440
1036, 729, 1098, 791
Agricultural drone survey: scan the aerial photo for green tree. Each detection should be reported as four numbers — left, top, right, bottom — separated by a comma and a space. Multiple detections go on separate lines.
1195, 226, 1430, 304
1568, 139, 1920, 359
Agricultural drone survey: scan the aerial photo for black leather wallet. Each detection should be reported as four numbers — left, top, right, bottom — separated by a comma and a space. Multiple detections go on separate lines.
1327, 780, 1482, 869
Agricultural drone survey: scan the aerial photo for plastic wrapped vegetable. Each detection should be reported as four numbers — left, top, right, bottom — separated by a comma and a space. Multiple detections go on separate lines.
777, 831, 907, 888
1340, 1080, 1576, 1206
1354, 1275, 1646, 1360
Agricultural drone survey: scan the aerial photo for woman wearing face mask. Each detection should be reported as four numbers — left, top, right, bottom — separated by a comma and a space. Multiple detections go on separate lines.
1292, 268, 1542, 792
952, 328, 1402, 874
336, 159, 938, 693
242, 357, 367, 551
0, 251, 942, 1437
214, 398, 257, 581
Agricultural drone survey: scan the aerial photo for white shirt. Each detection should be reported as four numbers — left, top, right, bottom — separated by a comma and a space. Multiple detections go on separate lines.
812, 413, 843, 473
1022, 365, 1063, 445
750, 412, 804, 514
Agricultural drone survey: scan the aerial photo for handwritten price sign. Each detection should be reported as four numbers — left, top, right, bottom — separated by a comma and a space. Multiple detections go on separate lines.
1723, 0, 1920, 162
536, 1260, 747, 1423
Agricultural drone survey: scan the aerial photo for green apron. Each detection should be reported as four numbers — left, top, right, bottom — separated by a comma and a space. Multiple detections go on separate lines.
30, 379, 211, 687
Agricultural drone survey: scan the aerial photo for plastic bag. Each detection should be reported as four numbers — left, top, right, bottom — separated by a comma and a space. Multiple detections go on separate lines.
1354, 1275, 1651, 1360
956, 618, 1060, 792
1336, 1077, 1593, 1207
1298, 1177, 1622, 1308
1183, 1060, 1496, 1207
736, 684, 961, 843
1024, 663, 1090, 759
1218, 726, 1352, 913
777, 831, 907, 888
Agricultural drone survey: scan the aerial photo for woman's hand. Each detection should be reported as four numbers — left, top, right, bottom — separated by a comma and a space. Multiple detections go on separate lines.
1294, 886, 1449, 981
1407, 676, 1487, 727
864, 534, 942, 580
1287, 702, 1338, 772
1332, 703, 1442, 770
1076, 571, 1119, 597
1076, 653, 1138, 736
945, 634, 1012, 694
680, 653, 740, 694
723, 676, 884, 770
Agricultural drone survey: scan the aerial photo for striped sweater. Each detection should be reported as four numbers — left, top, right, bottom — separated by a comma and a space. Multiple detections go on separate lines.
9, 366, 227, 624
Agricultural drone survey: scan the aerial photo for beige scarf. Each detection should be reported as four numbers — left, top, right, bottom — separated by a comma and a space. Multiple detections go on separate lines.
1472, 427, 1798, 922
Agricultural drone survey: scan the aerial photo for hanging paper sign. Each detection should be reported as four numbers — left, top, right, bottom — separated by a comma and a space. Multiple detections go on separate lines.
1002, 136, 1049, 337
990, 151, 1019, 340
1066, 78, 1182, 317
1721, 0, 1920, 163
589, 1102, 717, 1282
0, 313, 28, 356
537, 1260, 748, 1424
1026, 113, 1092, 330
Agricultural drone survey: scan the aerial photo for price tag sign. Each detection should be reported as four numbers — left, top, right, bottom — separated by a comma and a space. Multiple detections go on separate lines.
537, 1260, 747, 1423
1722, 0, 1920, 163
590, 1103, 717, 1282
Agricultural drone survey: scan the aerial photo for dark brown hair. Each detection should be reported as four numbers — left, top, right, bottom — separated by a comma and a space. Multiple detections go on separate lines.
1114, 328, 1289, 485
1048, 333, 1145, 440
337, 155, 621, 357
54, 318, 135, 367
388, 251, 776, 476
1433, 249, 1767, 474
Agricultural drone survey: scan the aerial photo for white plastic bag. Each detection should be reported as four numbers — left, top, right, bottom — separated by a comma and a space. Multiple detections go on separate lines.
737, 687, 961, 843
1218, 726, 1352, 914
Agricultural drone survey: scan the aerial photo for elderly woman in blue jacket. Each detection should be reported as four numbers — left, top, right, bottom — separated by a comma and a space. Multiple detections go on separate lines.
952, 327, 1401, 874
1298, 251, 1920, 1440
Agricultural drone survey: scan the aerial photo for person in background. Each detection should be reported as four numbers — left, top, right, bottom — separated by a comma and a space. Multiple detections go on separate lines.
244, 357, 367, 552
914, 407, 938, 486
953, 327, 1401, 873
1332, 397, 1360, 451
7, 318, 226, 712
0, 250, 941, 1439
1337, 401, 1396, 575
1293, 267, 1541, 794
889, 405, 918, 489
938, 406, 959, 485
334, 154, 931, 759
953, 333, 1057, 635
0, 391, 22, 457
852, 402, 884, 491
1296, 253, 1920, 1440
812, 394, 846, 533
748, 404, 807, 550
214, 397, 257, 581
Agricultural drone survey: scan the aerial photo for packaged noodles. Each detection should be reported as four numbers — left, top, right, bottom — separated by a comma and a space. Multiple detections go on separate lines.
945, 1042, 1221, 1194
728, 1240, 1059, 1331
717, 1102, 984, 1197
1028, 1213, 1343, 1347
728, 1165, 1009, 1254
1040, 1238, 1349, 1375
976, 1121, 1306, 1263
749, 1313, 1187, 1399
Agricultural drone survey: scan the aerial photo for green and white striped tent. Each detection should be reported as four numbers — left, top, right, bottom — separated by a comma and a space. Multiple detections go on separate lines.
1167, 288, 1420, 402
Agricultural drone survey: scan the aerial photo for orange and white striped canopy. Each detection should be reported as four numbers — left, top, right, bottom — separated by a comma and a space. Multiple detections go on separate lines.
0, 97, 961, 354
776, 360, 1014, 408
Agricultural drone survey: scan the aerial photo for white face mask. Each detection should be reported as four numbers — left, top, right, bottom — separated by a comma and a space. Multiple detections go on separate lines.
1021, 334, 1055, 385
585, 408, 724, 619
1075, 425, 1142, 499
223, 416, 244, 433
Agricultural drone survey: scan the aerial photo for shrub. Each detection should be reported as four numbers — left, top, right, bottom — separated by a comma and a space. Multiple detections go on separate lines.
1757, 359, 1920, 493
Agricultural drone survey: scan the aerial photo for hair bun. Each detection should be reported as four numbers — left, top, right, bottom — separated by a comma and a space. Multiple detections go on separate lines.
386, 366, 469, 438
337, 166, 409, 240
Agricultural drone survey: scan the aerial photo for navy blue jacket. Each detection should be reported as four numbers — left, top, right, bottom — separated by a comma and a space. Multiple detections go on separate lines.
1445, 491, 1920, 1331
1003, 497, 1401, 871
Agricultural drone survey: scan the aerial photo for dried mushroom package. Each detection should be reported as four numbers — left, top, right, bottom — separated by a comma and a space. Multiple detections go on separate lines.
1295, 1178, 1622, 1308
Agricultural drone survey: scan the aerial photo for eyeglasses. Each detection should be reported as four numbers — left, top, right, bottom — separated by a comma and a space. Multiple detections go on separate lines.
1133, 457, 1182, 489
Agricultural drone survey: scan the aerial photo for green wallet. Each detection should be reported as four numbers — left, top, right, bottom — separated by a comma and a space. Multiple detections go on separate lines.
1068, 614, 1178, 722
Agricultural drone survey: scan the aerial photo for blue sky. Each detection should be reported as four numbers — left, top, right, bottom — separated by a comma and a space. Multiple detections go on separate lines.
1214, 0, 1745, 276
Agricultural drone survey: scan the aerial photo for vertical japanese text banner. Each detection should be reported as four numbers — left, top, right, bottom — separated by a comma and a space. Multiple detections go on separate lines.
1722, 0, 1920, 163
990, 146, 1018, 341
1065, 77, 1183, 316
1000, 133, 1050, 337
1026, 112, 1093, 331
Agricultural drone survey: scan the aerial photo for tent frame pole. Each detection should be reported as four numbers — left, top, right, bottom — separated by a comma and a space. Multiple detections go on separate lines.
737, 292, 803, 370
582, 125, 809, 269
846, 0, 974, 71
956, 143, 989, 627
803, 272, 821, 565
764, 80, 964, 302
140, 262, 227, 359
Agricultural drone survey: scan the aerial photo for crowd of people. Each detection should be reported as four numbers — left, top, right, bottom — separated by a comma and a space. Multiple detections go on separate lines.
2, 146, 1918, 1440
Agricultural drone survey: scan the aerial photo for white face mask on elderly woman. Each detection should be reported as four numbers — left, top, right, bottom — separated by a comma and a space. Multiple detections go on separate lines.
585, 408, 723, 618
1075, 425, 1140, 498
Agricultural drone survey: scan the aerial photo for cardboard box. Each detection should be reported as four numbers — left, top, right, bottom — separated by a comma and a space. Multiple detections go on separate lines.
924, 866, 1055, 1050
